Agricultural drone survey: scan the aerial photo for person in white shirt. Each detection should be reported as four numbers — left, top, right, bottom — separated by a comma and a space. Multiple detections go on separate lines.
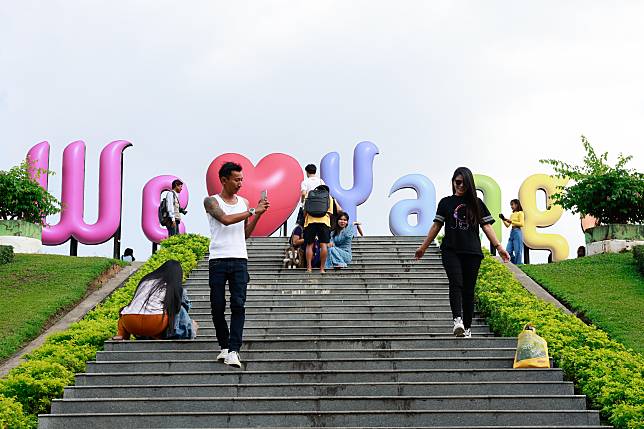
203, 161, 270, 368
113, 260, 185, 340
300, 164, 325, 205
165, 179, 187, 236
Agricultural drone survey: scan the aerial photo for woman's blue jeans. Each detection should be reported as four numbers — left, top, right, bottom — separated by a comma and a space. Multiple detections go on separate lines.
506, 228, 523, 265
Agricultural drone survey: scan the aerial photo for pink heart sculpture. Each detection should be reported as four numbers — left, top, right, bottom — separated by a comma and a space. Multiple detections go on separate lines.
206, 153, 304, 237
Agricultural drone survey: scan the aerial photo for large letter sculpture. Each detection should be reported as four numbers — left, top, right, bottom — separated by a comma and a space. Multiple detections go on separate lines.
474, 174, 502, 241
519, 174, 569, 261
205, 153, 303, 237
321, 141, 379, 226
142, 175, 189, 243
388, 174, 436, 236
26, 140, 132, 245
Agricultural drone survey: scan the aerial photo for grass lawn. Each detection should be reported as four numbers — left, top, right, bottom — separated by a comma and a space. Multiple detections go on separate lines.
520, 252, 644, 354
0, 254, 124, 361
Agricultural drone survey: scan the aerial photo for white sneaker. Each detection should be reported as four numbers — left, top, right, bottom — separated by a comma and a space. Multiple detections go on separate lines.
463, 329, 472, 338
216, 348, 229, 362
224, 351, 242, 368
453, 317, 465, 337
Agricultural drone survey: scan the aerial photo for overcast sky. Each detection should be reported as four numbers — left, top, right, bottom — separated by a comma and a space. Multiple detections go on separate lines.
1, 1, 643, 261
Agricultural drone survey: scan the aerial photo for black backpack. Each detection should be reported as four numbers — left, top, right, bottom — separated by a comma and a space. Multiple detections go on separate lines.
304, 187, 330, 217
158, 192, 173, 227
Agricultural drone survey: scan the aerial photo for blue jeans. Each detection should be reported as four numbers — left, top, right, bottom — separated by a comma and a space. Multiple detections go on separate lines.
209, 258, 249, 352
506, 228, 523, 265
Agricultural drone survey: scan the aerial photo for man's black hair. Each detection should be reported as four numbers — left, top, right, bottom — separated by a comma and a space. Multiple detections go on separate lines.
219, 161, 243, 179
305, 164, 317, 175
171, 179, 183, 188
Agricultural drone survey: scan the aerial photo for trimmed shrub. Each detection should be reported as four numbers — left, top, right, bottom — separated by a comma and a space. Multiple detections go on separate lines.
0, 360, 73, 415
0, 234, 210, 425
0, 394, 33, 428
476, 253, 644, 429
633, 245, 644, 276
0, 245, 13, 265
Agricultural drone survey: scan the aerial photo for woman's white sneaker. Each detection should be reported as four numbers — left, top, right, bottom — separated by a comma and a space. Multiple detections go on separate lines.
216, 349, 229, 362
225, 351, 242, 368
453, 317, 465, 337
463, 329, 472, 338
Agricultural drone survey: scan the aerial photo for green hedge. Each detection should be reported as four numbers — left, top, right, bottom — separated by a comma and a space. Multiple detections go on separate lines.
0, 233, 210, 428
0, 245, 13, 265
476, 254, 644, 429
633, 245, 644, 276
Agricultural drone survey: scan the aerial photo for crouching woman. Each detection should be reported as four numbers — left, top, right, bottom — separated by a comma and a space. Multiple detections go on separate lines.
113, 259, 197, 340
326, 211, 359, 270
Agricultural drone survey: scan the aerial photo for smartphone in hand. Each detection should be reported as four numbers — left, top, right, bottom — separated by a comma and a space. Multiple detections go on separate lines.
261, 190, 268, 200
499, 213, 506, 220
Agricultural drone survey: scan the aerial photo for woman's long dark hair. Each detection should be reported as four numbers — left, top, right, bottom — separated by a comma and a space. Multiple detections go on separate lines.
451, 167, 482, 225
131, 259, 183, 336
332, 211, 349, 237
511, 198, 523, 212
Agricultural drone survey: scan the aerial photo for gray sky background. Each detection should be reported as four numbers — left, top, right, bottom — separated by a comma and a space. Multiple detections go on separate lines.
1, 1, 643, 262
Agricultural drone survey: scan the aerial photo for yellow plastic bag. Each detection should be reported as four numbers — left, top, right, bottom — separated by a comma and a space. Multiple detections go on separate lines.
513, 324, 550, 368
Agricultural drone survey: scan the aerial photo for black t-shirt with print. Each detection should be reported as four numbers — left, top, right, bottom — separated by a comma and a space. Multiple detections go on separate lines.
434, 195, 495, 256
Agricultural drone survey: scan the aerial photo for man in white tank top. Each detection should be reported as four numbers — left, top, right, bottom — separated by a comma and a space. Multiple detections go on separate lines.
203, 161, 269, 368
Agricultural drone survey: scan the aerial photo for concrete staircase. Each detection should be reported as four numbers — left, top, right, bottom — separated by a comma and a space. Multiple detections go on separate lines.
40, 236, 610, 428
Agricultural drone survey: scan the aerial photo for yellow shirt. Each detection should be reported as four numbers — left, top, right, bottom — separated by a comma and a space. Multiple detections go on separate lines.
509, 211, 524, 228
304, 196, 334, 228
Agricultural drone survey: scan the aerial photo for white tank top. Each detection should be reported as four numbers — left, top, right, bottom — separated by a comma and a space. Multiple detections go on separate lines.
208, 194, 248, 260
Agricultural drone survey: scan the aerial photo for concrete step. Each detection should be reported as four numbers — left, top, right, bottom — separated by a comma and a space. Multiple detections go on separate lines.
188, 326, 493, 336
38, 409, 602, 428
50, 395, 588, 414
187, 291, 452, 299
64, 380, 576, 398
186, 310, 477, 319
189, 318, 488, 327
74, 368, 566, 386
186, 279, 450, 286
189, 273, 449, 280
192, 300, 460, 314
85, 356, 519, 373
103, 337, 519, 351
95, 347, 517, 361
187, 286, 451, 294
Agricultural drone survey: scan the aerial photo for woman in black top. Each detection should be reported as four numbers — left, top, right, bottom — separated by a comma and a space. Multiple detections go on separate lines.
415, 167, 510, 338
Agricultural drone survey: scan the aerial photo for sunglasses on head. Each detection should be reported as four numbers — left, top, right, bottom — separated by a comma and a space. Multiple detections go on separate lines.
454, 179, 464, 186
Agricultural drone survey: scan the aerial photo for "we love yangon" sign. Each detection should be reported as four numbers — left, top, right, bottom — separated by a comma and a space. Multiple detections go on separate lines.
27, 140, 572, 261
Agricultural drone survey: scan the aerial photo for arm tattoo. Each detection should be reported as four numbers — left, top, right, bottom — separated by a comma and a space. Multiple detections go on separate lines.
203, 197, 226, 222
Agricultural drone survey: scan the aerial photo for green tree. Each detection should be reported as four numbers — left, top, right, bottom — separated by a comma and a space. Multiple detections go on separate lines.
0, 161, 61, 225
540, 136, 644, 225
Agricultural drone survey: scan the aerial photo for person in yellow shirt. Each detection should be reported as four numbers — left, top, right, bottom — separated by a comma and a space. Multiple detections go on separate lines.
500, 199, 525, 264
303, 185, 342, 273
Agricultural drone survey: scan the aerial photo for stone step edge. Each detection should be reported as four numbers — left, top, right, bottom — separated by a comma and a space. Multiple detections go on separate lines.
89, 357, 518, 365
105, 336, 518, 343
77, 368, 563, 376
66, 380, 572, 389
98, 347, 515, 353
52, 394, 587, 402
39, 409, 600, 416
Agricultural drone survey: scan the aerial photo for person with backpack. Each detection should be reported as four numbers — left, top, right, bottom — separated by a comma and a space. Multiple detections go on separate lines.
415, 167, 509, 338
161, 179, 187, 236
303, 184, 341, 273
